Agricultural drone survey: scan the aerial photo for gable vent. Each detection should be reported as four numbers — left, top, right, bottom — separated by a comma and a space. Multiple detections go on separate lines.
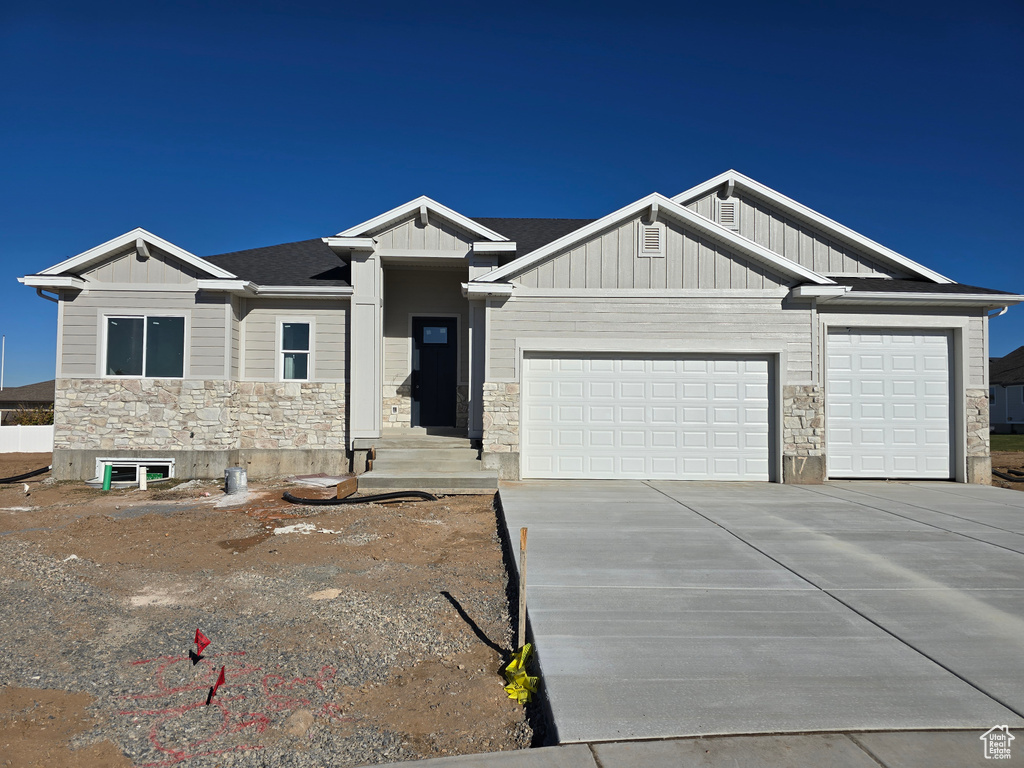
638, 223, 665, 257
716, 198, 740, 231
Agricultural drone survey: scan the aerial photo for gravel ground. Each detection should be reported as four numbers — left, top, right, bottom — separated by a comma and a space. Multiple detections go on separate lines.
0, 472, 532, 767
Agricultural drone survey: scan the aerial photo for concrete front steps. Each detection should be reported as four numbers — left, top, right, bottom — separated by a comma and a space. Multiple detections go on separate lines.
357, 429, 498, 493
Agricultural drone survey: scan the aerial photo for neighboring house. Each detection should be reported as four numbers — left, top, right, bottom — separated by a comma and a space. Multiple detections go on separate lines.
19, 170, 1022, 484
989, 346, 1024, 433
0, 379, 55, 425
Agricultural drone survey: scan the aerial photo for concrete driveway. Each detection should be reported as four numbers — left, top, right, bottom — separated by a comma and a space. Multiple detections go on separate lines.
497, 480, 1024, 744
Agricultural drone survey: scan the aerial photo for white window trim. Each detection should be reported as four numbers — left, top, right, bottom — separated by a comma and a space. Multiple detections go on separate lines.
101, 312, 189, 379
278, 317, 315, 382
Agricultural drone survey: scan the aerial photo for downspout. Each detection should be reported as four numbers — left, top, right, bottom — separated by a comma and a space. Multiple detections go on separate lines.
36, 288, 59, 304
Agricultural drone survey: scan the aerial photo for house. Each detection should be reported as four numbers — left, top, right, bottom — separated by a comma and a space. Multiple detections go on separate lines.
19, 170, 1022, 484
0, 379, 55, 425
989, 346, 1024, 433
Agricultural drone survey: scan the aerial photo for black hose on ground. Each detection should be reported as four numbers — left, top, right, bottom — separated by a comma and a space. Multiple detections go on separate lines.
0, 466, 51, 484
992, 470, 1024, 483
283, 490, 438, 505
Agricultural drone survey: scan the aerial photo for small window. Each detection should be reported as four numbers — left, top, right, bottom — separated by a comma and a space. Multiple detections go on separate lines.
282, 322, 310, 380
637, 223, 665, 257
106, 316, 184, 377
422, 326, 448, 344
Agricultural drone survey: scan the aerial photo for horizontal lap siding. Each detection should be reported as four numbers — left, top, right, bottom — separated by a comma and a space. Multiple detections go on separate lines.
373, 216, 473, 253
516, 215, 789, 290
488, 297, 810, 382
59, 290, 226, 378
242, 299, 348, 381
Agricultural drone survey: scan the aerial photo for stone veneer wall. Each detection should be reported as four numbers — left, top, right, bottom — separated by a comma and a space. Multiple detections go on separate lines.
782, 384, 826, 483
481, 382, 519, 479
55, 378, 346, 452
966, 388, 991, 484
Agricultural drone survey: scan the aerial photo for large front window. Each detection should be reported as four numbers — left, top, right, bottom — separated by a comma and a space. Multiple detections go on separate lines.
281, 322, 310, 380
106, 316, 185, 377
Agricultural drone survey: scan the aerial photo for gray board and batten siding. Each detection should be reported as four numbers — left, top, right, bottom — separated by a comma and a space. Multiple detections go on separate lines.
240, 298, 349, 382
515, 214, 788, 290
82, 245, 205, 285
687, 191, 899, 276
371, 216, 475, 254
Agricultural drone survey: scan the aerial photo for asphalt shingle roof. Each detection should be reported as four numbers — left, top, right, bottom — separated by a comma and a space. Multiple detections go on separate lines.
0, 380, 54, 406
203, 239, 350, 287
991, 346, 1024, 386
471, 218, 595, 256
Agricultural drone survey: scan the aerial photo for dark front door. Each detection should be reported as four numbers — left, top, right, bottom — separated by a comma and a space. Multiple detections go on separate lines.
412, 316, 458, 427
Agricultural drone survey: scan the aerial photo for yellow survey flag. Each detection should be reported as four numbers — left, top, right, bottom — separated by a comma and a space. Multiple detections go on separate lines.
503, 643, 538, 704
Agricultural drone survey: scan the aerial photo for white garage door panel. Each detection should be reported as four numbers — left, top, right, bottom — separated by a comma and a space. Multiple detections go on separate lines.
521, 355, 771, 480
827, 331, 951, 479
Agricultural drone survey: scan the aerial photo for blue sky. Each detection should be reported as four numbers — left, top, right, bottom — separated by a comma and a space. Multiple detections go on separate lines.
1, 0, 1022, 387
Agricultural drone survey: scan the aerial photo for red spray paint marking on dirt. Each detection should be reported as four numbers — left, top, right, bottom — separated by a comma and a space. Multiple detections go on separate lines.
118, 652, 351, 764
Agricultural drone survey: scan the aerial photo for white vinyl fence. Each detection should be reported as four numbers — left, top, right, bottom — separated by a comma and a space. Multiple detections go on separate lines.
0, 425, 54, 453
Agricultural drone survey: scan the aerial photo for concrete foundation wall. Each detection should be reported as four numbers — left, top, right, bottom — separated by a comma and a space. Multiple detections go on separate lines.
52, 448, 350, 481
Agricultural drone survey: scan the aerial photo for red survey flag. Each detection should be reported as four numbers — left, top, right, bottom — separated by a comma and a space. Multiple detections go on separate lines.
194, 629, 211, 655
212, 665, 226, 695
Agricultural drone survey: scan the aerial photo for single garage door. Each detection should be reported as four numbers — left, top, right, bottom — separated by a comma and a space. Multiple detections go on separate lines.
827, 330, 952, 479
521, 353, 771, 480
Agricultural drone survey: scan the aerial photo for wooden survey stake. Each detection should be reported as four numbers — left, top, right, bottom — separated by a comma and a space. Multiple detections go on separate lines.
518, 527, 528, 648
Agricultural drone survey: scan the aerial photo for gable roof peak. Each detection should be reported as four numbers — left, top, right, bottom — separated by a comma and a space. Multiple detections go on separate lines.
32, 227, 236, 280
336, 196, 508, 242
674, 171, 953, 285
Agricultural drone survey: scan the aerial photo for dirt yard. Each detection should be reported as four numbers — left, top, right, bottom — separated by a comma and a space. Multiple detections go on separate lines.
991, 451, 1024, 490
0, 454, 532, 767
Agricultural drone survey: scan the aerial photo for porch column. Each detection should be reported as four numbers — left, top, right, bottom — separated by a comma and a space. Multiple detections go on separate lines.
468, 299, 486, 439
349, 250, 383, 446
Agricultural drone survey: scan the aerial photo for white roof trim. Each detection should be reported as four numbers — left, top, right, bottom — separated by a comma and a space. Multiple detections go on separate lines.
336, 196, 507, 242
254, 285, 353, 297
462, 281, 515, 298
323, 236, 375, 251
196, 280, 352, 298
827, 292, 1023, 307
473, 241, 517, 254
18, 275, 88, 289
478, 193, 834, 286
36, 227, 236, 279
196, 279, 255, 294
672, 170, 953, 284
791, 285, 852, 300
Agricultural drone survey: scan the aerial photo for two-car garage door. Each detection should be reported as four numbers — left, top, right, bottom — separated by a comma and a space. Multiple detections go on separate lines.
520, 331, 954, 482
521, 354, 772, 480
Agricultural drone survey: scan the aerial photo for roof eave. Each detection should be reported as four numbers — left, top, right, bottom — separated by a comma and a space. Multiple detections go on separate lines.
825, 292, 1024, 308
